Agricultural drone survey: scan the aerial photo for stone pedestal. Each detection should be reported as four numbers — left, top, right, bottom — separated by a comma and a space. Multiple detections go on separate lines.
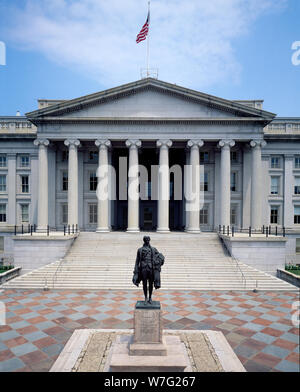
129, 301, 166, 356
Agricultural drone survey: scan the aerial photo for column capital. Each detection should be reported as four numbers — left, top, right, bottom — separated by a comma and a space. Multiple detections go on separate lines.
218, 140, 235, 149
157, 139, 172, 148
34, 139, 50, 147
125, 139, 142, 149
64, 139, 81, 148
187, 139, 204, 148
95, 139, 111, 149
250, 139, 267, 148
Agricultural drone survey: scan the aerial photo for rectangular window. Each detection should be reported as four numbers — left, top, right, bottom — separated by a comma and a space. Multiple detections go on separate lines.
271, 157, 280, 169
0, 236, 4, 252
231, 172, 237, 192
231, 208, 237, 225
89, 172, 97, 191
61, 204, 68, 225
0, 155, 6, 167
20, 155, 30, 168
21, 204, 29, 223
296, 239, 300, 254
200, 208, 208, 225
294, 206, 300, 224
200, 152, 209, 164
0, 204, 6, 222
0, 175, 6, 192
204, 172, 208, 192
62, 172, 68, 191
270, 207, 279, 224
271, 177, 279, 195
294, 177, 300, 195
89, 151, 98, 161
21, 175, 29, 193
231, 151, 238, 163
89, 204, 97, 224
295, 157, 300, 169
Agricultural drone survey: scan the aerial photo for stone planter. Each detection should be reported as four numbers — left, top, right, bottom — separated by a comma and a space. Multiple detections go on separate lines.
0, 267, 22, 285
277, 269, 300, 288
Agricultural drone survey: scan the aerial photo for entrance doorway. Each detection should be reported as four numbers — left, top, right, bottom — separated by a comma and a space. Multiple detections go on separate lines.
143, 206, 154, 231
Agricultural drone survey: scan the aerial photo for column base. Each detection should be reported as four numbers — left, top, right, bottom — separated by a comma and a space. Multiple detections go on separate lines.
156, 228, 170, 233
127, 228, 140, 233
185, 228, 201, 234
96, 228, 111, 233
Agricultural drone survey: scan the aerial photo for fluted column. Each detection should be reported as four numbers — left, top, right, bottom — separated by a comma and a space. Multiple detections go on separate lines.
219, 140, 235, 227
95, 139, 111, 232
186, 140, 204, 233
64, 139, 80, 227
250, 140, 267, 229
126, 139, 141, 232
34, 139, 50, 230
157, 140, 173, 233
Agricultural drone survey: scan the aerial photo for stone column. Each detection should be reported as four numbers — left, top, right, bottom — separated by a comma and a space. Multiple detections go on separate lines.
126, 140, 141, 233
34, 139, 50, 230
250, 140, 267, 229
284, 155, 294, 227
64, 139, 80, 227
7, 153, 16, 225
218, 140, 235, 227
185, 140, 204, 233
157, 140, 173, 233
95, 139, 111, 232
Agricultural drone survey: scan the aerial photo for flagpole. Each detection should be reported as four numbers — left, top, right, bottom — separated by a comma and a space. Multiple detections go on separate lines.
147, 1, 150, 77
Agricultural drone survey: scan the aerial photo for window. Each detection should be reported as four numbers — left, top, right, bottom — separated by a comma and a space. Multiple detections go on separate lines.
90, 172, 97, 191
21, 205, 29, 223
271, 177, 279, 195
21, 175, 29, 193
200, 208, 208, 225
89, 204, 97, 224
270, 207, 279, 224
200, 152, 209, 164
0, 155, 6, 167
296, 239, 300, 254
61, 204, 68, 225
0, 204, 6, 222
20, 155, 29, 168
145, 182, 151, 198
295, 157, 300, 169
0, 175, 6, 192
89, 151, 98, 161
62, 151, 69, 162
204, 172, 209, 192
294, 206, 300, 224
294, 177, 300, 195
0, 236, 4, 252
231, 172, 237, 192
231, 208, 237, 225
62, 172, 68, 191
271, 157, 280, 168
231, 151, 238, 163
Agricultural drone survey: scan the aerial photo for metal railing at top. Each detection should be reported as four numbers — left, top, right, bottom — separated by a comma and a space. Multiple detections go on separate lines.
218, 225, 286, 238
12, 224, 79, 236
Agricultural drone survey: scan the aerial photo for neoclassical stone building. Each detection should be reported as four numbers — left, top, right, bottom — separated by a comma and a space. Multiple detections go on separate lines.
0, 78, 300, 258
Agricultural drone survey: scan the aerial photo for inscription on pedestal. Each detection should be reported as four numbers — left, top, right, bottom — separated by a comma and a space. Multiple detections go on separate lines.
133, 302, 163, 344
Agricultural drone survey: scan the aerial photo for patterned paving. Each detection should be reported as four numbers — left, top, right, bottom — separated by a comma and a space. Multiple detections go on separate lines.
0, 289, 299, 372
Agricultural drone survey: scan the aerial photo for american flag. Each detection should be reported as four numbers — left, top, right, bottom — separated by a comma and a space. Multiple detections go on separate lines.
136, 11, 150, 44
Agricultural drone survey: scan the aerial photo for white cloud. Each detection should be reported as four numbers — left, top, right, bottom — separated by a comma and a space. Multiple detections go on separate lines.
2, 0, 287, 89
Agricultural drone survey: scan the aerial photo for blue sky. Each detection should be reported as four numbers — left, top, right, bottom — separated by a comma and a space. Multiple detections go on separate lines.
0, 0, 299, 117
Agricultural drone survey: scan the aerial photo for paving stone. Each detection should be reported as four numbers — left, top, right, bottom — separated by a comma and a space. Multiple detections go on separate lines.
280, 332, 300, 343
275, 360, 300, 373
0, 357, 25, 372
11, 342, 39, 357
25, 331, 49, 342
252, 332, 277, 345
262, 345, 290, 359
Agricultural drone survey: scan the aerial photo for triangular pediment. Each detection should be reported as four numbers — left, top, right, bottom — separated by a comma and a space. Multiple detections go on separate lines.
26, 78, 276, 124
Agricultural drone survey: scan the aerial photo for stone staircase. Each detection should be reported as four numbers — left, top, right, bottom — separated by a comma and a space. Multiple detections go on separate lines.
2, 232, 297, 291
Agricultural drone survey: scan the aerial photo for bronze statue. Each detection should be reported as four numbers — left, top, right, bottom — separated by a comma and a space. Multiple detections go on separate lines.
133, 236, 165, 305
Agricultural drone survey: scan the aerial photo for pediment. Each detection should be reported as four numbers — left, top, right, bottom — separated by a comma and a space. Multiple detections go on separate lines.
26, 78, 275, 124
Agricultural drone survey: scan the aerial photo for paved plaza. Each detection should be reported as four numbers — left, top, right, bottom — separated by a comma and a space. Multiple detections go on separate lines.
0, 289, 299, 372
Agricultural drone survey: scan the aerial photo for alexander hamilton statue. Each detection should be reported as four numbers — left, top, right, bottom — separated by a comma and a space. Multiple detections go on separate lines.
132, 236, 165, 305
